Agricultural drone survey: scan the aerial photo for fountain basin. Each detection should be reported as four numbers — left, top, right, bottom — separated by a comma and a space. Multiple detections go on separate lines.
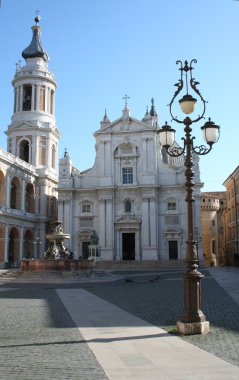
20, 259, 95, 272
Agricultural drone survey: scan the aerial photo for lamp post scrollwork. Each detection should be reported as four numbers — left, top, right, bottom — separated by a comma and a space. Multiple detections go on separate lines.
158, 59, 220, 335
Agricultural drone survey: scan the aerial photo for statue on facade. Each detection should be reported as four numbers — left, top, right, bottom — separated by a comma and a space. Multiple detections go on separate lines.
90, 230, 99, 245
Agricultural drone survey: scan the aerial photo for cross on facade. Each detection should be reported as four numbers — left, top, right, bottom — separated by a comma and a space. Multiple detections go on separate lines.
122, 94, 130, 106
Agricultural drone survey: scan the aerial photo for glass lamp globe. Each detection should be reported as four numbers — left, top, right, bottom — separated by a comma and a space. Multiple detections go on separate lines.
179, 94, 197, 114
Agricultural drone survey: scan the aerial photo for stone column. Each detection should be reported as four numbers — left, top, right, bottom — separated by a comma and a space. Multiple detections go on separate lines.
142, 197, 149, 247
21, 177, 26, 211
31, 84, 35, 111
36, 84, 40, 111
149, 196, 157, 247
6, 175, 11, 208
19, 226, 24, 261
99, 199, 106, 249
4, 224, 9, 264
19, 85, 23, 112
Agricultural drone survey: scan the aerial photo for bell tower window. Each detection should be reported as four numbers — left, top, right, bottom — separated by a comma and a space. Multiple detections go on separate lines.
23, 85, 32, 111
19, 139, 30, 163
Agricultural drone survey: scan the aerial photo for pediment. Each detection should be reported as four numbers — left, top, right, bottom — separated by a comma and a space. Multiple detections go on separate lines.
115, 215, 142, 224
7, 121, 34, 131
94, 116, 155, 136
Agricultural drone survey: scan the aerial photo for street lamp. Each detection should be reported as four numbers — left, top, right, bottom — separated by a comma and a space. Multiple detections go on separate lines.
158, 59, 220, 335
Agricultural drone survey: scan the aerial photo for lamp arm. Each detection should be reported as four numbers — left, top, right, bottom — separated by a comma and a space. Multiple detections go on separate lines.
192, 144, 213, 156
165, 138, 186, 157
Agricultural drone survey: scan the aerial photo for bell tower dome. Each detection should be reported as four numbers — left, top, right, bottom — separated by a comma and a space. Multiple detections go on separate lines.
6, 15, 60, 179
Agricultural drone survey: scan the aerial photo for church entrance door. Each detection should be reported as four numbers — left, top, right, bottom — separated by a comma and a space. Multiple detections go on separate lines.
82, 242, 90, 259
122, 233, 135, 260
169, 240, 178, 260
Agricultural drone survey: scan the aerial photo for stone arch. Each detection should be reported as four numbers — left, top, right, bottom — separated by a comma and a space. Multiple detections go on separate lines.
10, 177, 21, 210
24, 230, 34, 259
25, 183, 35, 213
0, 170, 6, 207
8, 227, 20, 267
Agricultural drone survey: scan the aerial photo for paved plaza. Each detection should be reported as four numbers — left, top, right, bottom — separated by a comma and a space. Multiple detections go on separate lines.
0, 267, 238, 379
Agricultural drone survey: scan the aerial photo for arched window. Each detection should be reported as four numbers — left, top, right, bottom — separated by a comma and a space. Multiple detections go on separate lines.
25, 183, 35, 213
10, 177, 21, 210
19, 139, 30, 163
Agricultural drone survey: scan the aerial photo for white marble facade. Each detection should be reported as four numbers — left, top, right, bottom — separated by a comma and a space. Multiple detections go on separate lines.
58, 102, 203, 262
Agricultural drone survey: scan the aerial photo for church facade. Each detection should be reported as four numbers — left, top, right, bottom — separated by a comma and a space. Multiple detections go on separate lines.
0, 16, 59, 268
58, 101, 203, 262
0, 17, 203, 267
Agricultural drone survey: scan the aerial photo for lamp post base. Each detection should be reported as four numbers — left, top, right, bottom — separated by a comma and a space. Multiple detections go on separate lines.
177, 320, 210, 335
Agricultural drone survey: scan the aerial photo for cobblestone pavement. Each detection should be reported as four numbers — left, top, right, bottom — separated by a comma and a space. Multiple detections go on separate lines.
0, 268, 239, 379
0, 286, 108, 380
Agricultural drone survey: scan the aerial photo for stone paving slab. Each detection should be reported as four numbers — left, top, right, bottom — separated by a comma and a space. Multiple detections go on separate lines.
57, 288, 239, 380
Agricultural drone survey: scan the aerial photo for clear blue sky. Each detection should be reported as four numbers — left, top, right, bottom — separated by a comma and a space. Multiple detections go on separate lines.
0, 0, 238, 192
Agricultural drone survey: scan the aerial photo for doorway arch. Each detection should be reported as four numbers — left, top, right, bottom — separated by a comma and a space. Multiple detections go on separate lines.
24, 230, 34, 259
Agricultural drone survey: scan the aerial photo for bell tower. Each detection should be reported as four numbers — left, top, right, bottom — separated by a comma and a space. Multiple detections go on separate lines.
6, 15, 60, 179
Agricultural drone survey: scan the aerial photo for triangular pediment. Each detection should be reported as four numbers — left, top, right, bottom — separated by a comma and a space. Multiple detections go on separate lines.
5, 121, 60, 138
115, 215, 142, 224
7, 121, 34, 131
94, 116, 155, 136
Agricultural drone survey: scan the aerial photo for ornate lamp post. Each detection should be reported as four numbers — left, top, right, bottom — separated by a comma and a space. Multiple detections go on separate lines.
158, 59, 220, 335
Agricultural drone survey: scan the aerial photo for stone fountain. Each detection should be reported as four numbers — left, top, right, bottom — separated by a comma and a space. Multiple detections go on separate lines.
44, 221, 72, 259
20, 221, 95, 272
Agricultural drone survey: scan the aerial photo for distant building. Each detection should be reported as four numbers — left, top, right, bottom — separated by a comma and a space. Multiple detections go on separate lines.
223, 168, 239, 266
200, 192, 226, 267
0, 16, 59, 267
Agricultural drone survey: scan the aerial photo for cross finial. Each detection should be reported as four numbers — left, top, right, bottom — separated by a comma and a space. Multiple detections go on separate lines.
35, 9, 41, 24
122, 94, 130, 107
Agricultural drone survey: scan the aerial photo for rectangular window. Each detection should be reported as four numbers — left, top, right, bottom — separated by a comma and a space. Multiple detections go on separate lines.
82, 204, 91, 213
23, 85, 32, 111
168, 202, 177, 211
122, 167, 133, 184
